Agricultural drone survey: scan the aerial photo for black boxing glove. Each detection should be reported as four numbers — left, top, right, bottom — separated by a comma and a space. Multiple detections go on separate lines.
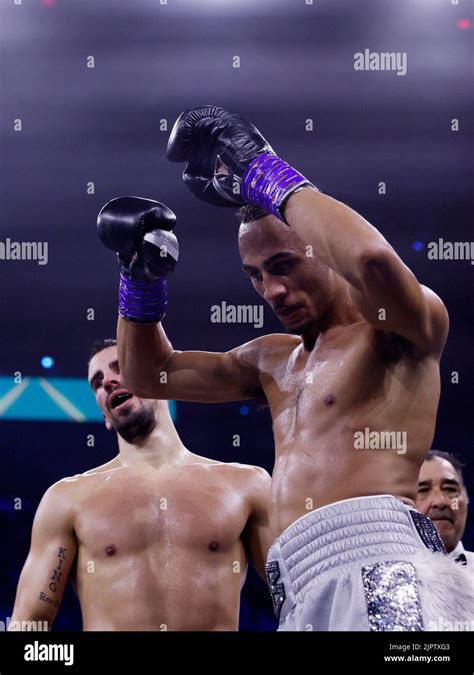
166, 105, 315, 222
97, 197, 179, 323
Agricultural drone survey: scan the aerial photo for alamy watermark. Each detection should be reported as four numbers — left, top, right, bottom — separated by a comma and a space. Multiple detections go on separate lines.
354, 427, 407, 455
427, 618, 474, 631
210, 301, 264, 328
0, 238, 48, 265
354, 49, 407, 76
1, 616, 49, 631
24, 641, 74, 667
427, 239, 474, 266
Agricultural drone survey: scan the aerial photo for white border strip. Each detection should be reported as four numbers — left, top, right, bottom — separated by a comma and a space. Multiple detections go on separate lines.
39, 378, 86, 422
0, 378, 30, 416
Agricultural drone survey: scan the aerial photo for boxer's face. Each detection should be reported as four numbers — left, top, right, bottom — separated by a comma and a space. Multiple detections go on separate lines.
88, 346, 156, 442
417, 457, 468, 553
239, 215, 335, 335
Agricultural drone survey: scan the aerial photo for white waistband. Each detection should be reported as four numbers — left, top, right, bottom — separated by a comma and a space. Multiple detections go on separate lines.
268, 495, 432, 593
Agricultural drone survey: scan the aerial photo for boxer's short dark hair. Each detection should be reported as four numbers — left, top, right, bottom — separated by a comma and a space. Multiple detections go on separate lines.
87, 338, 117, 367
237, 205, 269, 224
426, 449, 466, 486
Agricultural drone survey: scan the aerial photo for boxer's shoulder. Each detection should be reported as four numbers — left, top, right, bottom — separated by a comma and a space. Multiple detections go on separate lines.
223, 461, 270, 479
36, 475, 82, 521
44, 458, 123, 502
234, 332, 299, 361
246, 333, 302, 367
81, 456, 121, 476
208, 461, 270, 499
188, 457, 269, 485
186, 455, 268, 477
254, 332, 301, 349
225, 464, 271, 517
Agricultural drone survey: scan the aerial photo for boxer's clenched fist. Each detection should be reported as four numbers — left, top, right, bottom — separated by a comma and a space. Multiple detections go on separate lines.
166, 105, 273, 208
97, 197, 179, 323
167, 105, 314, 222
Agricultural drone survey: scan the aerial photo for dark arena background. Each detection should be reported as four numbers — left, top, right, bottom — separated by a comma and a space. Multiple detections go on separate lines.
0, 0, 472, 635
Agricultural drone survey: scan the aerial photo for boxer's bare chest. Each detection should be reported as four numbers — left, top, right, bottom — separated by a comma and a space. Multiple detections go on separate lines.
261, 324, 418, 446
73, 465, 249, 559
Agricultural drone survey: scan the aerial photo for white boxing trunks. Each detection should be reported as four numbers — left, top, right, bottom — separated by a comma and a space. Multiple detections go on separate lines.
265, 495, 474, 631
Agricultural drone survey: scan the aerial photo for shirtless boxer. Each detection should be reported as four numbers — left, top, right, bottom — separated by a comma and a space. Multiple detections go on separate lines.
11, 339, 270, 631
97, 107, 473, 631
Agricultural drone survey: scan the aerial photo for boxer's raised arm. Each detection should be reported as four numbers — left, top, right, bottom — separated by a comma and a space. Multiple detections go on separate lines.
118, 318, 265, 403
97, 196, 268, 402
284, 189, 449, 356
10, 482, 77, 631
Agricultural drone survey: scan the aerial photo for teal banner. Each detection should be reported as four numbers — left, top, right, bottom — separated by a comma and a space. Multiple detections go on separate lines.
0, 377, 176, 422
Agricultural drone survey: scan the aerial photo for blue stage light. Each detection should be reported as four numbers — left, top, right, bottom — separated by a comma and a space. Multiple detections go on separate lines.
41, 356, 54, 369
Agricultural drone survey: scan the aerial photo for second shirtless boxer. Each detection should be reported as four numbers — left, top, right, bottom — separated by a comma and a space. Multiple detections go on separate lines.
11, 339, 270, 631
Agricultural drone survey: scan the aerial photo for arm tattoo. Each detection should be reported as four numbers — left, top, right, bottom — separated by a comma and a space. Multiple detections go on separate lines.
48, 546, 67, 593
